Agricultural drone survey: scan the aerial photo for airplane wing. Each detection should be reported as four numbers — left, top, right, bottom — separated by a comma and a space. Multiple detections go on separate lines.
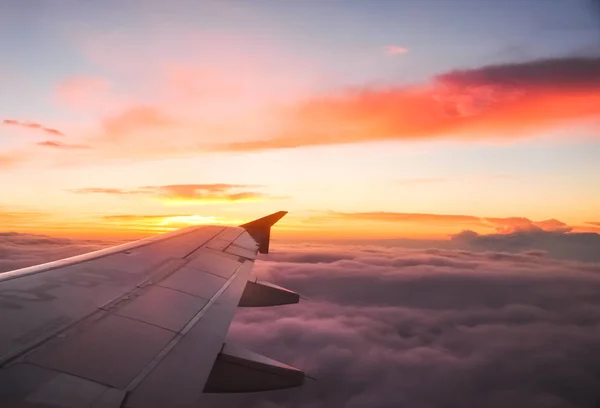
0, 212, 303, 408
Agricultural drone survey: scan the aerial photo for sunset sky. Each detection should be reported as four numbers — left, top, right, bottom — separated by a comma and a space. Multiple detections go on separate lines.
1, 0, 599, 239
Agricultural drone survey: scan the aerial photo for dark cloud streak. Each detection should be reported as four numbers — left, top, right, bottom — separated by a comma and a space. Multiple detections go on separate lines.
437, 56, 600, 89
36, 141, 91, 150
215, 55, 600, 152
2, 119, 64, 137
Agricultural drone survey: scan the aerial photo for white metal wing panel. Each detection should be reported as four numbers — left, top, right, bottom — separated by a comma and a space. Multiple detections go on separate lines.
114, 286, 208, 332
158, 266, 228, 300
185, 249, 243, 279
26, 314, 175, 389
9, 227, 250, 392
0, 226, 221, 366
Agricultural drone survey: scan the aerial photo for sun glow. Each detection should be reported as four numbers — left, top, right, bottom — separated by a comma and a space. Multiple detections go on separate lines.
158, 215, 226, 226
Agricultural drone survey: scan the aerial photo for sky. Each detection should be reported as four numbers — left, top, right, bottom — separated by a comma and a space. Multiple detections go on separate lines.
1, 0, 600, 240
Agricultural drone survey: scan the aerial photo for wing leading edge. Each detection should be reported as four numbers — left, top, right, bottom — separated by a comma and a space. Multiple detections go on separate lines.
0, 212, 303, 408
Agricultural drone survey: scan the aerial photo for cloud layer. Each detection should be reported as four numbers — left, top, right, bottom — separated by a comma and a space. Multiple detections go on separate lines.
0, 232, 111, 272
213, 241, 600, 407
2, 231, 600, 407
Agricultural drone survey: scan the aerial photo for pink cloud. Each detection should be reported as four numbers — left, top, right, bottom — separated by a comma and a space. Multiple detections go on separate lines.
101, 106, 175, 137
385, 45, 409, 55
55, 76, 113, 111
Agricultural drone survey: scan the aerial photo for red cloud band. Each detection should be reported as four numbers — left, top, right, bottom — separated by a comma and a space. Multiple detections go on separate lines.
219, 56, 600, 151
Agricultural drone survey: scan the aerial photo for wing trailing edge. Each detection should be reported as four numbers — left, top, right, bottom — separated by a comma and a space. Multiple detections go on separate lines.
240, 211, 287, 254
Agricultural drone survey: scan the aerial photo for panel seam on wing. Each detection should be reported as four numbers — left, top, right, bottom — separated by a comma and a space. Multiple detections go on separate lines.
124, 260, 249, 392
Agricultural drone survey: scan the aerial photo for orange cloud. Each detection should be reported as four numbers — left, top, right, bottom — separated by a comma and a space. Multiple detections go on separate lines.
0, 154, 18, 168
331, 211, 482, 224
102, 214, 191, 221
481, 217, 571, 234
0, 207, 50, 232
37, 141, 91, 150
0, 208, 47, 222
396, 177, 448, 185
0, 150, 29, 168
2, 119, 64, 137
70, 183, 270, 204
216, 56, 600, 151
324, 211, 575, 234
385, 45, 409, 55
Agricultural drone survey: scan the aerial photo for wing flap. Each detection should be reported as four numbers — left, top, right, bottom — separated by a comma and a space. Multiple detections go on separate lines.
238, 280, 300, 307
204, 343, 305, 393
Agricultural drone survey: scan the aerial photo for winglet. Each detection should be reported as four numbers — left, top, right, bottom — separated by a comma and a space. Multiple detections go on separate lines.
240, 211, 287, 254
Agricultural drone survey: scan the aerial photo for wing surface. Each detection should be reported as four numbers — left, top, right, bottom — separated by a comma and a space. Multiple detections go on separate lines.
0, 212, 302, 408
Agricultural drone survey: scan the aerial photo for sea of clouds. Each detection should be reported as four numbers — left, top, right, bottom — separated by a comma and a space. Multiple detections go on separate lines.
2, 229, 600, 407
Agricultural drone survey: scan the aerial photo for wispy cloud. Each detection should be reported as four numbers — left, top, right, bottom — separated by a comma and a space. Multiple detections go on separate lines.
0, 150, 30, 168
2, 119, 65, 137
55, 76, 113, 110
0, 208, 47, 222
101, 214, 192, 221
0, 154, 20, 168
72, 187, 131, 195
216, 56, 600, 151
37, 141, 91, 150
70, 183, 271, 204
101, 105, 175, 137
396, 177, 448, 185
385, 45, 409, 55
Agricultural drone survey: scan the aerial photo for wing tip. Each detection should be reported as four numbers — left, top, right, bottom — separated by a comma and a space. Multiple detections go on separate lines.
240, 211, 287, 254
